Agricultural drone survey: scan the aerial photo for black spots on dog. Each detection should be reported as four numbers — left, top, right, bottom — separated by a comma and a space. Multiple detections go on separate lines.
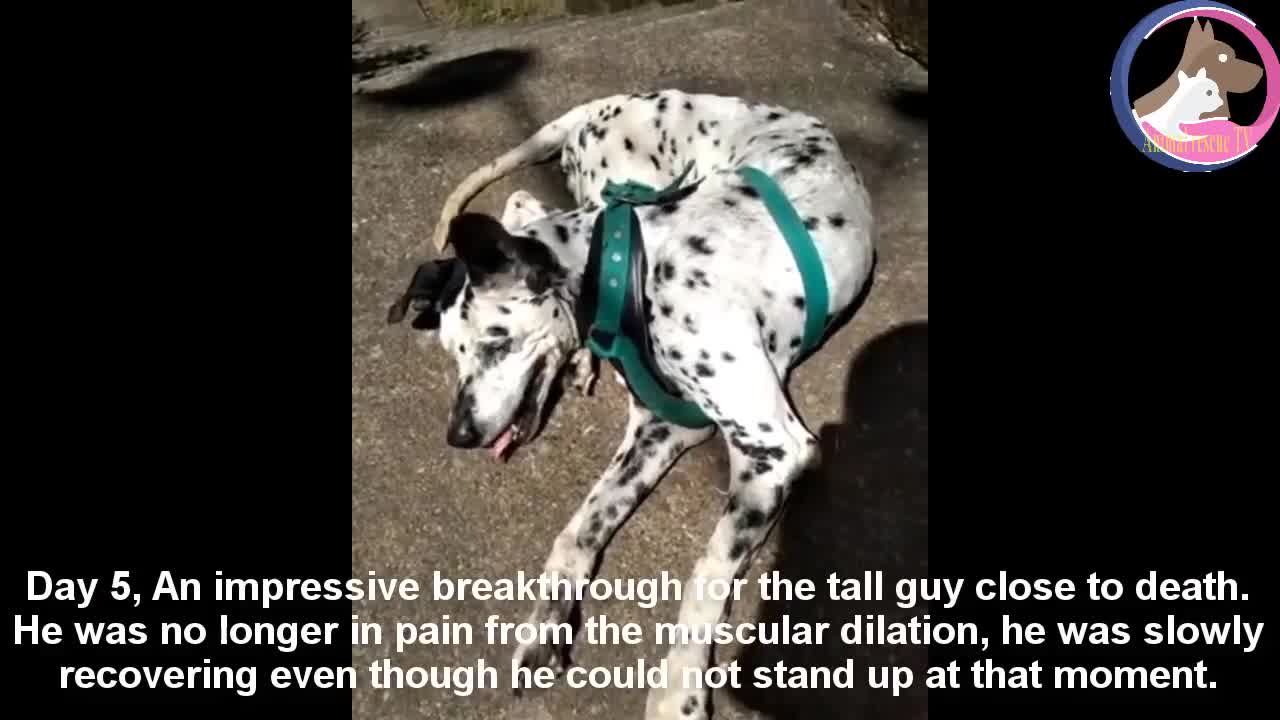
767, 331, 777, 353
721, 351, 736, 363
647, 425, 671, 445
755, 309, 766, 327
619, 445, 638, 473
683, 314, 698, 334
476, 338, 513, 369
668, 348, 684, 361
722, 197, 738, 209
681, 696, 699, 715
660, 202, 680, 215
728, 539, 751, 561
526, 227, 539, 240
555, 224, 570, 244
738, 470, 754, 483
657, 96, 669, 113
486, 325, 508, 337
736, 506, 767, 532
624, 137, 635, 153
655, 261, 676, 285
828, 213, 846, 228
737, 185, 760, 199
731, 435, 787, 465
790, 336, 802, 349
686, 235, 713, 255
786, 412, 795, 423
612, 106, 623, 119
754, 460, 773, 475
578, 128, 589, 150
601, 157, 609, 169
650, 154, 662, 171
804, 135, 824, 144
653, 117, 662, 130
766, 111, 783, 121
659, 303, 673, 318
810, 121, 826, 129
803, 216, 819, 231
687, 269, 710, 290
758, 422, 773, 432
686, 135, 693, 145
694, 363, 715, 378
458, 344, 467, 355
697, 120, 708, 136
589, 169, 597, 182
552, 307, 559, 319
792, 296, 806, 310
698, 349, 710, 361
713, 139, 721, 148
642, 92, 660, 100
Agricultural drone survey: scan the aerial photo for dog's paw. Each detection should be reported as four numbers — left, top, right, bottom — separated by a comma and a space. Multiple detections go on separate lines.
509, 597, 578, 696
568, 348, 598, 397
511, 632, 572, 696
645, 686, 710, 720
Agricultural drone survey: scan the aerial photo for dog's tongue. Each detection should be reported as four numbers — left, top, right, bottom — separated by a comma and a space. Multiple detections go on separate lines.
490, 426, 516, 461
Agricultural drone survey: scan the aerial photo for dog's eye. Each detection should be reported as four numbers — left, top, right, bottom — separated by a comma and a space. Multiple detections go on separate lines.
1207, 90, 1212, 96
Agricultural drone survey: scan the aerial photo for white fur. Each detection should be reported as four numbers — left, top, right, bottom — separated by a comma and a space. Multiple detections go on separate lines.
1137, 66, 1223, 141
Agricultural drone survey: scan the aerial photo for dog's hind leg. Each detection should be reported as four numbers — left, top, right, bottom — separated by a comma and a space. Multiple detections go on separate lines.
644, 354, 817, 720
512, 397, 714, 680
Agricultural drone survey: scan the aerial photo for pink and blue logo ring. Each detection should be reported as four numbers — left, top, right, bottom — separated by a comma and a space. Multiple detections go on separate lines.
1110, 1, 1279, 172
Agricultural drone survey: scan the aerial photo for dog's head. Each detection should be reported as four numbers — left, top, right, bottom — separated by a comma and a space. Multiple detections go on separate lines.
387, 205, 577, 459
1184, 19, 1264, 98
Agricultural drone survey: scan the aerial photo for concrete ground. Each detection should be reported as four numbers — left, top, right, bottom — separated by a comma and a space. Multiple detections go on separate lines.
352, 1, 928, 718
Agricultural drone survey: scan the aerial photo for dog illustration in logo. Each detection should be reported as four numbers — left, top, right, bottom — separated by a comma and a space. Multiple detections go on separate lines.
1132, 18, 1264, 125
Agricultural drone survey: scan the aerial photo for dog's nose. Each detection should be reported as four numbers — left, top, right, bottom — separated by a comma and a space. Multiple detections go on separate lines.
446, 416, 482, 449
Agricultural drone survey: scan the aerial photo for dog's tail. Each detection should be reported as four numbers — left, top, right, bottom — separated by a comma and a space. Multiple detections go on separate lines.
428, 99, 604, 252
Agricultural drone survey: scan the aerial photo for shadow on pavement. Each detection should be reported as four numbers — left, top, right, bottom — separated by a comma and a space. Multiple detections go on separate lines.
356, 48, 537, 109
730, 321, 929, 720
885, 87, 927, 125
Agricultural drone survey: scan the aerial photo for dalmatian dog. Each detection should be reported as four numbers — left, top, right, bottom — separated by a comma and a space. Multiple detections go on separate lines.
387, 89, 873, 719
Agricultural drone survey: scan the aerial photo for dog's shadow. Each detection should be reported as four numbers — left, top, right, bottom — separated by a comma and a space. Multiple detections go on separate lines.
729, 321, 929, 720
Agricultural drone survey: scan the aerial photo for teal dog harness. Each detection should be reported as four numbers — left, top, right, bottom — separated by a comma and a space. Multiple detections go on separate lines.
579, 162, 831, 428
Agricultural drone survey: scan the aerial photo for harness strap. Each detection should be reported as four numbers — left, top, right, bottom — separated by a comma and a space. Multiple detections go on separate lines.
736, 166, 830, 352
584, 163, 830, 428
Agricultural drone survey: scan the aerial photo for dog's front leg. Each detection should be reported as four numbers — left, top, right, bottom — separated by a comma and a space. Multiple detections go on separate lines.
512, 398, 714, 681
645, 366, 818, 719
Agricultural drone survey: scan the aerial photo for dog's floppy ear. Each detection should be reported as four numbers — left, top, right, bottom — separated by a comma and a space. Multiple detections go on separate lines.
386, 258, 463, 328
450, 212, 562, 294
450, 213, 515, 284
